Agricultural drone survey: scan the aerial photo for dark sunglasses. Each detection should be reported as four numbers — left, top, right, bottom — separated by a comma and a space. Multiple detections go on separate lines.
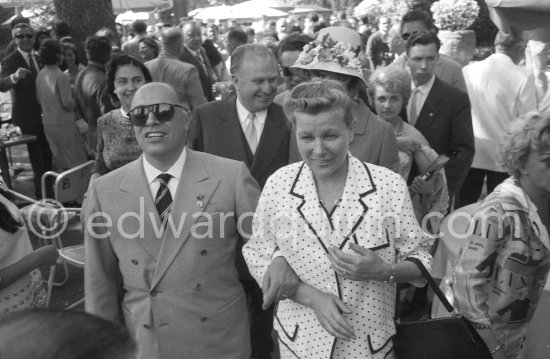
15, 34, 33, 40
128, 103, 189, 127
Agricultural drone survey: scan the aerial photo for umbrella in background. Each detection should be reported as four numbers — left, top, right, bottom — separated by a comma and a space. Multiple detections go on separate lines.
192, 5, 232, 22
232, 0, 294, 12
115, 10, 150, 24
290, 4, 332, 15
112, 0, 172, 13
224, 3, 288, 21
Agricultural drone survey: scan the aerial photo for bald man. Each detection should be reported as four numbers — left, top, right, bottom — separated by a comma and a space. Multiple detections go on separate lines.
85, 83, 260, 359
145, 27, 206, 111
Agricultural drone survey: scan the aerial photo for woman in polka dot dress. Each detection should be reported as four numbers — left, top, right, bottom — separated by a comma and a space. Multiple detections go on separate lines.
244, 80, 432, 358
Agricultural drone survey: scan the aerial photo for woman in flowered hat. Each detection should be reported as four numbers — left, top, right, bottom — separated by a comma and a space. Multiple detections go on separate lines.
288, 26, 400, 174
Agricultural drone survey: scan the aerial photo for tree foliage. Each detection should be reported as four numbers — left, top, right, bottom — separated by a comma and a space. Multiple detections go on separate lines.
53, 0, 116, 47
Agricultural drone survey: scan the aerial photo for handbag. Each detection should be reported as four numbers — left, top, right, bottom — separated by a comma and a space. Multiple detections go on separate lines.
393, 257, 493, 359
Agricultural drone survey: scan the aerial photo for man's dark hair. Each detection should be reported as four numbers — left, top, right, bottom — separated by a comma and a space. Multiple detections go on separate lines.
400, 10, 437, 33
40, 39, 63, 65
53, 21, 71, 38
226, 28, 247, 46
85, 35, 112, 64
405, 30, 441, 54
277, 33, 313, 61
10, 16, 29, 30
132, 20, 147, 35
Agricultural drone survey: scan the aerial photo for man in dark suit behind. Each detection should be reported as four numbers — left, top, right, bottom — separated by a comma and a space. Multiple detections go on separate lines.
180, 21, 215, 101
0, 23, 52, 197
188, 44, 290, 359
404, 31, 474, 200
74, 35, 115, 155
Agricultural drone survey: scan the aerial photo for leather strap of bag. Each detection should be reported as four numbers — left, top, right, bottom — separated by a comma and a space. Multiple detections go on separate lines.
394, 257, 455, 320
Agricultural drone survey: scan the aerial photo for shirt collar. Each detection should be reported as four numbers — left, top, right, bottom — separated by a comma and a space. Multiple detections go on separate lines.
412, 74, 435, 95
17, 47, 30, 59
236, 97, 268, 127
143, 147, 187, 185
185, 45, 199, 57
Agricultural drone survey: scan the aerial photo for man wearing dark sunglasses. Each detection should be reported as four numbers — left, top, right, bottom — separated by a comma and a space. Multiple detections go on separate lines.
390, 10, 466, 93
0, 23, 52, 198
273, 33, 313, 106
85, 82, 261, 359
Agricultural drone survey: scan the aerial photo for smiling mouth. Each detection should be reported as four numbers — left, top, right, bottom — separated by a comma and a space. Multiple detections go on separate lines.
145, 131, 165, 138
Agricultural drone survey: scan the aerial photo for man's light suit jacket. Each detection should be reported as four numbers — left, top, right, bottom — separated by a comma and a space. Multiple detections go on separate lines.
84, 149, 261, 359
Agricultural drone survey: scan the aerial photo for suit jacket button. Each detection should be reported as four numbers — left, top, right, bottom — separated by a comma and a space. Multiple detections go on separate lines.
200, 250, 207, 256
150, 290, 159, 297
195, 283, 202, 291
131, 259, 138, 265
143, 324, 151, 329
200, 317, 207, 322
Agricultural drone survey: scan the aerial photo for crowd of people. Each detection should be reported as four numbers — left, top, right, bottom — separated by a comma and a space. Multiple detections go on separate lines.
0, 6, 548, 359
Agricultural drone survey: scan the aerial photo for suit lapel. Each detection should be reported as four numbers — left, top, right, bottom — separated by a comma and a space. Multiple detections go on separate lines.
215, 98, 252, 166
250, 105, 286, 179
151, 150, 220, 288
115, 157, 163, 260
415, 78, 443, 132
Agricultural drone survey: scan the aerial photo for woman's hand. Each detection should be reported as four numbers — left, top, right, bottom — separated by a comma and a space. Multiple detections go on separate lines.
261, 256, 300, 309
328, 243, 390, 282
410, 174, 437, 194
310, 290, 356, 341
396, 136, 421, 155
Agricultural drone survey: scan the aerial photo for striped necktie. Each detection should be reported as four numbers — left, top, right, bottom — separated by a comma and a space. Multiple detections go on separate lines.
155, 173, 173, 225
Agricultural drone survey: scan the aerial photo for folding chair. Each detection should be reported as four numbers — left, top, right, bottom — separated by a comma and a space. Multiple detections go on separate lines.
12, 160, 94, 287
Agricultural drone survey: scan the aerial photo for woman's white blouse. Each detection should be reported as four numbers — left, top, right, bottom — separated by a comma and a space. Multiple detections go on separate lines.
243, 155, 433, 358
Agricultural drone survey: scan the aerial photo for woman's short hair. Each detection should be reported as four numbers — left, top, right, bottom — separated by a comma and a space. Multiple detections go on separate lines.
62, 42, 81, 65
138, 37, 159, 58
106, 53, 153, 105
40, 39, 63, 66
501, 111, 550, 177
367, 67, 411, 108
284, 79, 353, 129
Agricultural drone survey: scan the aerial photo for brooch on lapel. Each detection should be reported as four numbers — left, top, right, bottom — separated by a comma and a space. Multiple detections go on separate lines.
196, 194, 205, 208
429, 113, 434, 119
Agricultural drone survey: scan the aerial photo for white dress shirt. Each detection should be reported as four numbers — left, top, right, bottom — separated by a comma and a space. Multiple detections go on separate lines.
236, 97, 267, 143
407, 74, 435, 123
143, 147, 187, 199
463, 53, 537, 172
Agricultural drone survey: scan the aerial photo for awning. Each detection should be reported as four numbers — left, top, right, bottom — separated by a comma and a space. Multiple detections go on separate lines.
486, 0, 550, 41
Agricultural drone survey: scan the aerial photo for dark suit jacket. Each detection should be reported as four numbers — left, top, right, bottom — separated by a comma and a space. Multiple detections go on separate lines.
187, 96, 291, 189
180, 46, 214, 101
74, 62, 115, 152
0, 50, 42, 134
412, 77, 474, 195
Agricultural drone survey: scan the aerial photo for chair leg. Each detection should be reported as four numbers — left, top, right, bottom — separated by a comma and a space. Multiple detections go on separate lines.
45, 265, 56, 308
50, 233, 70, 287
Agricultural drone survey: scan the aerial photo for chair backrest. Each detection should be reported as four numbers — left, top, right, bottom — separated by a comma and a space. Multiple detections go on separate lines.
53, 160, 94, 204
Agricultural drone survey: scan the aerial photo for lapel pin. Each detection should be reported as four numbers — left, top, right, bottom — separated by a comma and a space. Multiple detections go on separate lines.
196, 194, 205, 208
429, 113, 434, 118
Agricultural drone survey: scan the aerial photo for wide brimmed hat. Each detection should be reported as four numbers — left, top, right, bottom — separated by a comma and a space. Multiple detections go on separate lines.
291, 26, 367, 86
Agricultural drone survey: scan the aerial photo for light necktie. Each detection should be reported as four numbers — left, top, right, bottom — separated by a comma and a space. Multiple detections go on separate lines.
155, 173, 173, 225
244, 112, 257, 154
409, 88, 419, 126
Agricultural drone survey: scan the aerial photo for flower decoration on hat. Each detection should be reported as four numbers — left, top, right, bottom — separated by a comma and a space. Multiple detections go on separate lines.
296, 33, 364, 75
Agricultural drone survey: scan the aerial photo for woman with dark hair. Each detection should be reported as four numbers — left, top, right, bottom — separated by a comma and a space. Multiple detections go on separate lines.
36, 39, 87, 170
91, 53, 152, 181
138, 37, 159, 62
62, 42, 84, 87
0, 185, 58, 312
33, 28, 51, 52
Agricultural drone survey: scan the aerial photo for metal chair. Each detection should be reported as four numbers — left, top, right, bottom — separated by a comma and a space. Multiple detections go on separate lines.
12, 160, 94, 287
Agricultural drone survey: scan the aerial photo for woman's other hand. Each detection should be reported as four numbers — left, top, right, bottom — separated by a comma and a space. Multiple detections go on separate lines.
328, 243, 390, 282
396, 136, 421, 155
310, 290, 356, 341
410, 174, 436, 194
